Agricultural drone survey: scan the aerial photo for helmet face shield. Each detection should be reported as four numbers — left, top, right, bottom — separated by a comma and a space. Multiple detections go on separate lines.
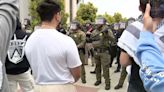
114, 23, 119, 30
119, 22, 126, 29
70, 23, 78, 30
95, 18, 105, 25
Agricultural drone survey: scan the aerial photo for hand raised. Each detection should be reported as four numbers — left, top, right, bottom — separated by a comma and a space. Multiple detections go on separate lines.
143, 4, 154, 33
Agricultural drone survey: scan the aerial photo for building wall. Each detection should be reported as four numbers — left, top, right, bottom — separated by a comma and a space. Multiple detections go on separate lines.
64, 0, 80, 23
19, 0, 30, 24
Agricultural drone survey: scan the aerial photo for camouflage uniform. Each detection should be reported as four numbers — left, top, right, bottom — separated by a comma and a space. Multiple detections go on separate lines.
91, 25, 115, 90
69, 29, 86, 83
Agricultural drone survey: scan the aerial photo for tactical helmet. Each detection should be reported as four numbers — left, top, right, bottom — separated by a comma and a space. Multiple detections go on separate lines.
126, 18, 135, 26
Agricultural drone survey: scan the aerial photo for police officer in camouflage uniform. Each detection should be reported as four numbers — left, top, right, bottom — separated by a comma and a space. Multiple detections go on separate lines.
114, 19, 136, 90
91, 17, 115, 90
69, 21, 87, 83
85, 22, 94, 66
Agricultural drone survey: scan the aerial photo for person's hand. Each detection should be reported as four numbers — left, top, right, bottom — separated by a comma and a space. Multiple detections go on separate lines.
143, 4, 155, 33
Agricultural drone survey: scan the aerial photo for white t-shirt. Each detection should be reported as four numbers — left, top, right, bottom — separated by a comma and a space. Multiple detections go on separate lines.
25, 29, 82, 85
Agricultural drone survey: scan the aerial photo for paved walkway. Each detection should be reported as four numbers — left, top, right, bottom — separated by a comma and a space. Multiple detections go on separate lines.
75, 58, 128, 92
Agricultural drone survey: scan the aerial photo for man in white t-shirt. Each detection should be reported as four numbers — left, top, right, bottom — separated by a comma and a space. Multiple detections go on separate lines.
25, 1, 82, 92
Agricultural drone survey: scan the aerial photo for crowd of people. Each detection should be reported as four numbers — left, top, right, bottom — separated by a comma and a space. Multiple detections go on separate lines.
0, 0, 164, 92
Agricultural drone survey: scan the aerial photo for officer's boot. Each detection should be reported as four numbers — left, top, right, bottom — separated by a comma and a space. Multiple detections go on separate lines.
94, 81, 101, 86
114, 84, 122, 89
82, 79, 86, 84
90, 66, 96, 74
105, 83, 111, 90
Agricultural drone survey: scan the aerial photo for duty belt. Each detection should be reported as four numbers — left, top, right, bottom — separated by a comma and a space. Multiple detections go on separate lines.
94, 48, 109, 53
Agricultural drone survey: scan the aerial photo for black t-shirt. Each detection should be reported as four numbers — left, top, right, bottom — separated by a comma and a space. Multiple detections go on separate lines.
128, 57, 146, 92
5, 29, 31, 75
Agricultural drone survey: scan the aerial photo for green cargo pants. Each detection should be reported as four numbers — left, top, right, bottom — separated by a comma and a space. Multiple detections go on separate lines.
79, 50, 86, 82
117, 67, 127, 86
94, 51, 111, 85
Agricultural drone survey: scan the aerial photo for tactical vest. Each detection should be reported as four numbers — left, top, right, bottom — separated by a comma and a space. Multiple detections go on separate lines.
92, 26, 114, 49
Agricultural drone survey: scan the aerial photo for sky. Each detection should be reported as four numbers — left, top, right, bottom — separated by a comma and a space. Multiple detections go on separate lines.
83, 0, 141, 18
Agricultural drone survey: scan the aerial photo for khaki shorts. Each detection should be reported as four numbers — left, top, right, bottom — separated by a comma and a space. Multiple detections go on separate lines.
35, 84, 77, 92
7, 70, 34, 92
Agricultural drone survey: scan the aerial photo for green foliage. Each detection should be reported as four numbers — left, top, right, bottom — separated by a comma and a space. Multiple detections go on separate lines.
29, 0, 42, 29
98, 12, 127, 24
76, 2, 97, 24
113, 12, 123, 22
103, 12, 115, 24
122, 17, 128, 22
29, 0, 68, 30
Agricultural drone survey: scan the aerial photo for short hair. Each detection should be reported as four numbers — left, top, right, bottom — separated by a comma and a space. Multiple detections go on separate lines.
37, 0, 61, 22
140, 0, 164, 18
140, 0, 148, 13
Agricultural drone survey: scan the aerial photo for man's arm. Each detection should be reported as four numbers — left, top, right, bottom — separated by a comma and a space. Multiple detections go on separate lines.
70, 66, 81, 82
66, 38, 82, 82
0, 0, 18, 35
0, 0, 18, 91
0, 0, 18, 58
120, 51, 132, 67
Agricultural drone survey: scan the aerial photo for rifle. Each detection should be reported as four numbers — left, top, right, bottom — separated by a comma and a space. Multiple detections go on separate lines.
90, 25, 112, 39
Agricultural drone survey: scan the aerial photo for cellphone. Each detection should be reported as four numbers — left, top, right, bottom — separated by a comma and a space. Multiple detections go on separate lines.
150, 0, 164, 18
